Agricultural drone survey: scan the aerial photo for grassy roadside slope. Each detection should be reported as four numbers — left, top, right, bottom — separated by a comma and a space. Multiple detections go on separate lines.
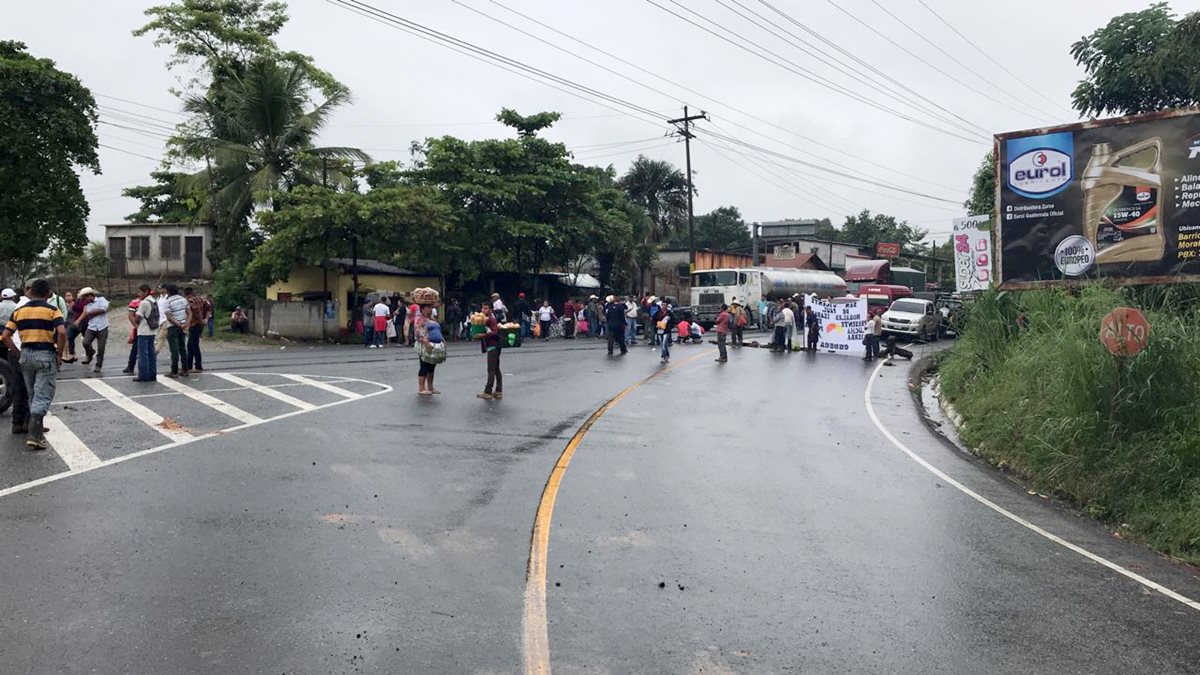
938, 286, 1200, 564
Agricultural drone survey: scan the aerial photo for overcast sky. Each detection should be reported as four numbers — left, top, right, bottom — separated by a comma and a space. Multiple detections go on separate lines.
11, 0, 1197, 246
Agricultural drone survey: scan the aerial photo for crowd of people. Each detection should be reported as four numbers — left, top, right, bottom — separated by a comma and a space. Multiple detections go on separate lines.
0, 279, 219, 450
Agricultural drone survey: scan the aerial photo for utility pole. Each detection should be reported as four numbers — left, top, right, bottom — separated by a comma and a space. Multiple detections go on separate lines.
668, 106, 708, 271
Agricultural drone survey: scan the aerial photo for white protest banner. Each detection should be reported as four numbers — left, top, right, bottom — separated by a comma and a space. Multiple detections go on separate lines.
805, 294, 867, 356
953, 215, 993, 293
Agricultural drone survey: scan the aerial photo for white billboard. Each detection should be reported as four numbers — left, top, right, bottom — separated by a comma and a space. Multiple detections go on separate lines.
953, 215, 993, 293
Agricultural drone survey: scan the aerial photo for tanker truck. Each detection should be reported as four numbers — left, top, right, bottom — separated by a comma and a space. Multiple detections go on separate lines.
690, 267, 848, 327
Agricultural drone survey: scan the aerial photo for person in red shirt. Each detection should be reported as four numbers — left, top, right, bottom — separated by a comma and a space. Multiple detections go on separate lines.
476, 304, 503, 400
714, 303, 730, 362
676, 318, 690, 343
561, 298, 577, 339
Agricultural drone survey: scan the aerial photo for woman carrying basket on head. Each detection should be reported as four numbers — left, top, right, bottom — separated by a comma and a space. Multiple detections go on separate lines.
412, 288, 446, 396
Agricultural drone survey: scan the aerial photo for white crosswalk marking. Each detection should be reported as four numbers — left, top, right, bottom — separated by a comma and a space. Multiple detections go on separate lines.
156, 376, 263, 425
212, 373, 317, 410
279, 374, 361, 400
79, 379, 194, 443
42, 413, 102, 471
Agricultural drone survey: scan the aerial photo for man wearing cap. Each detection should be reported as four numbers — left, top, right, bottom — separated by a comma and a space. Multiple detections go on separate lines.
2, 278, 67, 450
490, 293, 508, 323
604, 295, 627, 356
76, 287, 110, 373
514, 292, 531, 338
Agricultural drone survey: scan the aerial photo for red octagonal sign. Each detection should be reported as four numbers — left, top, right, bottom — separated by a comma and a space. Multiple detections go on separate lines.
1100, 307, 1150, 357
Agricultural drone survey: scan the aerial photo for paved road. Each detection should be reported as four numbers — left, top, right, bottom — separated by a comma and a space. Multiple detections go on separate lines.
0, 336, 1197, 674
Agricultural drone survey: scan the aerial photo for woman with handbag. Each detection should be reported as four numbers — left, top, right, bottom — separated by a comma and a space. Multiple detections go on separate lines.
415, 303, 446, 395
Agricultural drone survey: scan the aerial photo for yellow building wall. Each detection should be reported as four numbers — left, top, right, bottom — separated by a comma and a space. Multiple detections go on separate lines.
266, 264, 440, 327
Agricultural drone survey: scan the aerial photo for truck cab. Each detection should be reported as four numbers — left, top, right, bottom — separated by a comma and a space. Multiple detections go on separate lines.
881, 298, 940, 341
858, 284, 912, 318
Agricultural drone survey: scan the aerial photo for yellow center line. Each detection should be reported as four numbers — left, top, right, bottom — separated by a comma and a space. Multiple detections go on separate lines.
522, 349, 715, 675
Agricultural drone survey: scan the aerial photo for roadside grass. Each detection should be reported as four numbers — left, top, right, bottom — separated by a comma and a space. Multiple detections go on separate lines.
939, 285, 1200, 565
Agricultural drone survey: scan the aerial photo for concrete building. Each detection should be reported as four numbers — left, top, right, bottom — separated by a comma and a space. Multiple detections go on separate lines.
104, 223, 216, 278
265, 258, 440, 329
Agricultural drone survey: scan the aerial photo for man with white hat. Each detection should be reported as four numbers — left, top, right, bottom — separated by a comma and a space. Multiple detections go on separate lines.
76, 287, 109, 373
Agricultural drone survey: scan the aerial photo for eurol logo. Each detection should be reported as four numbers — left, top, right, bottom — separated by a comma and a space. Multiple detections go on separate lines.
1136, 187, 1152, 202
1006, 131, 1074, 199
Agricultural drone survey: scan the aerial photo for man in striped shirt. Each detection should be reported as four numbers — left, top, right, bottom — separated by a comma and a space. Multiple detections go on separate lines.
1, 278, 67, 450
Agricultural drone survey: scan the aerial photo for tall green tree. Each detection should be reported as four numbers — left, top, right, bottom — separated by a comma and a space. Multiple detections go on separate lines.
408, 109, 599, 280
1071, 3, 1200, 117
134, 0, 345, 99
665, 205, 751, 251
618, 156, 689, 244
178, 57, 368, 260
841, 210, 927, 250
122, 169, 202, 222
964, 150, 995, 216
0, 41, 99, 264
250, 183, 455, 286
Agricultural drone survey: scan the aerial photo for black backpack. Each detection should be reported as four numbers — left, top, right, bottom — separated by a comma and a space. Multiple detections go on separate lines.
145, 300, 160, 330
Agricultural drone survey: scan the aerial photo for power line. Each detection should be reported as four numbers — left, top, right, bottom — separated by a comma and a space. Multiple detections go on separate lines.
646, 0, 985, 144
98, 143, 164, 162
328, 0, 670, 128
697, 126, 962, 204
865, 0, 1061, 121
749, 0, 993, 136
914, 0, 1076, 118
702, 137, 859, 216
822, 0, 1055, 123
95, 93, 185, 117
574, 140, 679, 161
711, 0, 988, 139
478, 0, 964, 194
701, 126, 965, 213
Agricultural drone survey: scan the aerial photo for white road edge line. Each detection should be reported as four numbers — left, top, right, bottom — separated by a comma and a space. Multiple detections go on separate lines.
42, 413, 102, 471
280, 374, 361, 400
0, 375, 393, 499
156, 376, 263, 425
212, 373, 317, 410
863, 360, 1200, 613
80, 379, 193, 443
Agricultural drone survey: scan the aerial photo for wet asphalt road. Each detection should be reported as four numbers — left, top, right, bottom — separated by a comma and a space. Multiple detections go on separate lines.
0, 335, 1198, 674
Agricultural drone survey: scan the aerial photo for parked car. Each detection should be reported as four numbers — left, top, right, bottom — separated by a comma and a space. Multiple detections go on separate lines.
858, 284, 913, 317
881, 298, 940, 341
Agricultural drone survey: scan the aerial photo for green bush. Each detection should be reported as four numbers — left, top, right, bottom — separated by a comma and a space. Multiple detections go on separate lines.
940, 286, 1200, 563
212, 258, 262, 311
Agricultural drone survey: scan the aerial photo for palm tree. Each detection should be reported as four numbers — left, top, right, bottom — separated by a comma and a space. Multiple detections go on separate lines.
179, 57, 369, 258
618, 155, 689, 244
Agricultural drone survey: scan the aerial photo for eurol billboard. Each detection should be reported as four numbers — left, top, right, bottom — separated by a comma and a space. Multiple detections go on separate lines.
995, 108, 1200, 288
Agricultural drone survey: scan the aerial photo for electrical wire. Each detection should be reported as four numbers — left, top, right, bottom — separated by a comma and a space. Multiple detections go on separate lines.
327, 0, 670, 129
98, 143, 164, 162
711, 0, 988, 139
748, 0, 994, 136
700, 128, 966, 213
822, 0, 1055, 123
697, 126, 962, 204
702, 137, 859, 215
646, 0, 985, 144
914, 0, 1076, 118
478, 0, 966, 193
865, 0, 1061, 121
574, 140, 680, 161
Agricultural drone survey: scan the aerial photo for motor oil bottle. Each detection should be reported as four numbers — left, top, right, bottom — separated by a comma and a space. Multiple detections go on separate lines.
1081, 138, 1165, 265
